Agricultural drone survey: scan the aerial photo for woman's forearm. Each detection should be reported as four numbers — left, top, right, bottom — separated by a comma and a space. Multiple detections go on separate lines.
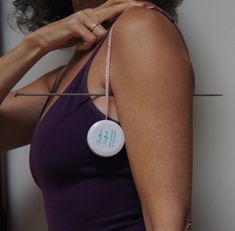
0, 34, 46, 105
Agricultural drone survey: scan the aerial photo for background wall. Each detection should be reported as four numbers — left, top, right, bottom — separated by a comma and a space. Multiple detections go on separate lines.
1, 1, 72, 230
1, 0, 234, 230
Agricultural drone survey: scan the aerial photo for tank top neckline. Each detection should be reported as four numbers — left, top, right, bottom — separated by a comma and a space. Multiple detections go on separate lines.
80, 36, 121, 125
69, 25, 121, 124
36, 26, 120, 128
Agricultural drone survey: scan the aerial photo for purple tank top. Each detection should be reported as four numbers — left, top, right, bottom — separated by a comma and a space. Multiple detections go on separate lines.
30, 6, 177, 231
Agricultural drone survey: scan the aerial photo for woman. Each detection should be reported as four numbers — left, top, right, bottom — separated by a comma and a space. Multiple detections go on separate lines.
0, 0, 194, 230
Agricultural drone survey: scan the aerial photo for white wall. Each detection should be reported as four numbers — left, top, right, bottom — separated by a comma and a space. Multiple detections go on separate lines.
1, 0, 235, 230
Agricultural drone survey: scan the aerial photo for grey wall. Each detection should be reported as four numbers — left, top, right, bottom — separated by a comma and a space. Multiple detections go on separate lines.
178, 0, 234, 230
2, 1, 72, 230
1, 0, 234, 230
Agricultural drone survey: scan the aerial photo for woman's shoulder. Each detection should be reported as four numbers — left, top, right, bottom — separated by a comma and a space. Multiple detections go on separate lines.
115, 5, 175, 25
112, 6, 178, 39
108, 5, 195, 93
110, 5, 190, 58
110, 5, 192, 67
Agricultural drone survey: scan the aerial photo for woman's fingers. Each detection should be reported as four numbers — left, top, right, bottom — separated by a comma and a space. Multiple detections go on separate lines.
30, 0, 151, 52
75, 9, 107, 51
74, 23, 97, 50
76, 1, 149, 50
80, 9, 107, 39
96, 1, 149, 23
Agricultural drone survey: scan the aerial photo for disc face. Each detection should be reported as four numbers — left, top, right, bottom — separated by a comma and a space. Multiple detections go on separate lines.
87, 120, 125, 157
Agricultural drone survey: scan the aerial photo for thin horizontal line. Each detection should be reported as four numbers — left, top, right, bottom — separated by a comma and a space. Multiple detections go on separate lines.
193, 94, 223, 96
14, 91, 223, 97
14, 91, 113, 97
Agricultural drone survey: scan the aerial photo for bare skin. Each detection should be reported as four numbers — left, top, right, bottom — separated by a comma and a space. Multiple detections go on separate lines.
0, 0, 150, 150
39, 0, 160, 124
0, 0, 193, 230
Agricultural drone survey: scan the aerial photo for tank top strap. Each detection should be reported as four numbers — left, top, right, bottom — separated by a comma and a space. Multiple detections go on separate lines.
39, 30, 111, 119
39, 70, 61, 118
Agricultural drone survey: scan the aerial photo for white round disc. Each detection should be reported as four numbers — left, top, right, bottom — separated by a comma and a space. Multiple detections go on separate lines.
87, 120, 125, 157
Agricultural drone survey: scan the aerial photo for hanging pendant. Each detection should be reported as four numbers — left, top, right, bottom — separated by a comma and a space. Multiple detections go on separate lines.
87, 24, 125, 157
87, 120, 125, 157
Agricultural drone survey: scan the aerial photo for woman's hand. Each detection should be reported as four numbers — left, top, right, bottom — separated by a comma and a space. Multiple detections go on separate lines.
26, 0, 150, 53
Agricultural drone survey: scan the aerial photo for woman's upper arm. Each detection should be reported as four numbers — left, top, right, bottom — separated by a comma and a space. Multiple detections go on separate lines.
110, 6, 194, 230
0, 66, 63, 151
